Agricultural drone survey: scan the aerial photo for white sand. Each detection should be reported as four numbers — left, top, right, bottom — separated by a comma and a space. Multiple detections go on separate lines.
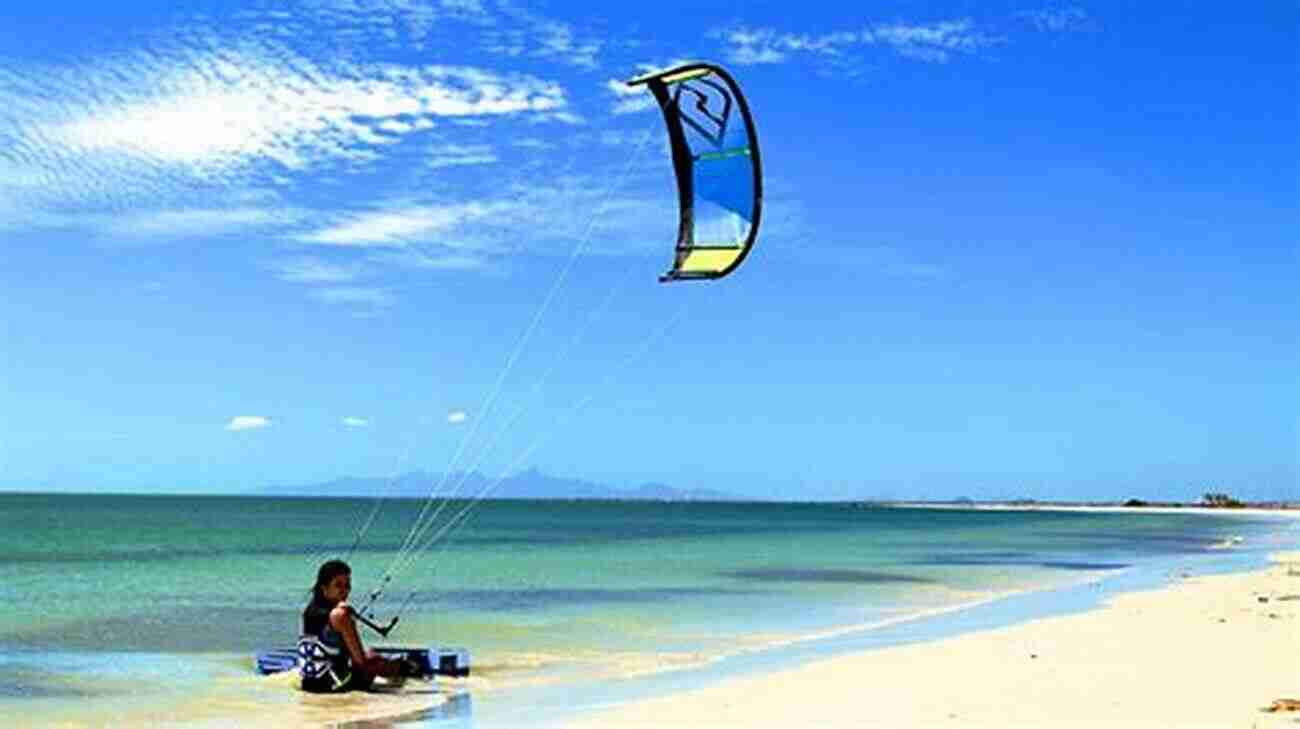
569, 553, 1300, 729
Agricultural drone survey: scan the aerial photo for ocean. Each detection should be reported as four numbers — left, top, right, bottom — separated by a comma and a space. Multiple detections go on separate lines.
0, 493, 1293, 727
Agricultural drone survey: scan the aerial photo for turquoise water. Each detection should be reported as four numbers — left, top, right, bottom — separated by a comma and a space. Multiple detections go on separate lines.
0, 493, 1290, 726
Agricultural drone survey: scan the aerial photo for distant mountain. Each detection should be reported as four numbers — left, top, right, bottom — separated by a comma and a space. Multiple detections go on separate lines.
259, 467, 739, 502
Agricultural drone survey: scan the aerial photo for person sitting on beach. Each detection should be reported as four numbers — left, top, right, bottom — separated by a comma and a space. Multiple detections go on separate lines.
298, 559, 407, 693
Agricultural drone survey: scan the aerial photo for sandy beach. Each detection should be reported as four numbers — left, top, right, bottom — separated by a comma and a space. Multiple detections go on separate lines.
570, 552, 1300, 729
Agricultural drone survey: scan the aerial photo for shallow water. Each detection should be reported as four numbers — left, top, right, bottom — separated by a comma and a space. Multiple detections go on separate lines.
0, 493, 1290, 727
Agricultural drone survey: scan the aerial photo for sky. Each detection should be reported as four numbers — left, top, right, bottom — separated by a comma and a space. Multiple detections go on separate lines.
1, 1, 1295, 502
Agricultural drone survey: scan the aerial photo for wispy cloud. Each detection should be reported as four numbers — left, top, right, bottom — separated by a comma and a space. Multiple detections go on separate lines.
1017, 7, 1095, 33
380, 249, 489, 270
341, 416, 370, 427
486, 2, 604, 69
605, 79, 642, 98
376, 118, 436, 135
715, 28, 798, 65
0, 31, 568, 225
872, 21, 1003, 62
441, 0, 487, 14
429, 143, 499, 169
0, 203, 294, 239
289, 162, 675, 287
47, 61, 564, 169
238, 0, 503, 54
310, 286, 397, 307
605, 79, 657, 115
512, 137, 554, 150
712, 19, 1004, 67
271, 256, 362, 283
447, 409, 468, 424
533, 22, 602, 69
226, 416, 272, 432
298, 203, 508, 247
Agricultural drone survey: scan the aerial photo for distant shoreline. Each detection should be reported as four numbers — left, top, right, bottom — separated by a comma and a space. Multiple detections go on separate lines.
1, 489, 1296, 512
884, 501, 1300, 516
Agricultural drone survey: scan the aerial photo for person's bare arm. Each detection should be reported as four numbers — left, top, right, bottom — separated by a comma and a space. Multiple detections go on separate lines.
330, 603, 403, 678
329, 603, 368, 666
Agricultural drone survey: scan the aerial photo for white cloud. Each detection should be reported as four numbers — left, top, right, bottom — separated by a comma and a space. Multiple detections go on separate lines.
0, 37, 569, 220
272, 257, 362, 283
512, 137, 553, 150
342, 416, 370, 427
428, 143, 498, 168
442, 0, 486, 13
532, 110, 585, 125
298, 203, 507, 247
50, 61, 566, 168
868, 20, 1001, 62
713, 20, 1003, 67
712, 28, 794, 64
447, 410, 468, 424
310, 286, 396, 307
401, 251, 489, 269
376, 119, 418, 134
226, 416, 272, 431
364, 244, 490, 270
534, 22, 602, 69
0, 205, 275, 239
731, 45, 788, 65
1018, 7, 1092, 33
488, 4, 603, 69
605, 79, 642, 98
605, 80, 656, 115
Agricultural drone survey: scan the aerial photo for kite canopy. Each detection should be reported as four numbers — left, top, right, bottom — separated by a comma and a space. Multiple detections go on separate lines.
628, 62, 762, 282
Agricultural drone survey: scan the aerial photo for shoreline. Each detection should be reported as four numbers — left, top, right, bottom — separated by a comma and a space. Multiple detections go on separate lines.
557, 549, 1300, 729
889, 502, 1299, 517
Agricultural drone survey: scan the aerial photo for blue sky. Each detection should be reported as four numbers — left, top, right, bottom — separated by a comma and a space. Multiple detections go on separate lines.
1, 1, 1294, 502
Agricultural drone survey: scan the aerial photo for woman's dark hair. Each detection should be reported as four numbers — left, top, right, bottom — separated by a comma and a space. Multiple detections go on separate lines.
310, 559, 352, 605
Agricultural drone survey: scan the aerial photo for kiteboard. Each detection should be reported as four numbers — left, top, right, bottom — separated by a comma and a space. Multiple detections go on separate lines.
255, 646, 470, 679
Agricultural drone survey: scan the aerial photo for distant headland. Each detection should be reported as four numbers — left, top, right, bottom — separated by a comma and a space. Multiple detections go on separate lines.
257, 467, 741, 502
